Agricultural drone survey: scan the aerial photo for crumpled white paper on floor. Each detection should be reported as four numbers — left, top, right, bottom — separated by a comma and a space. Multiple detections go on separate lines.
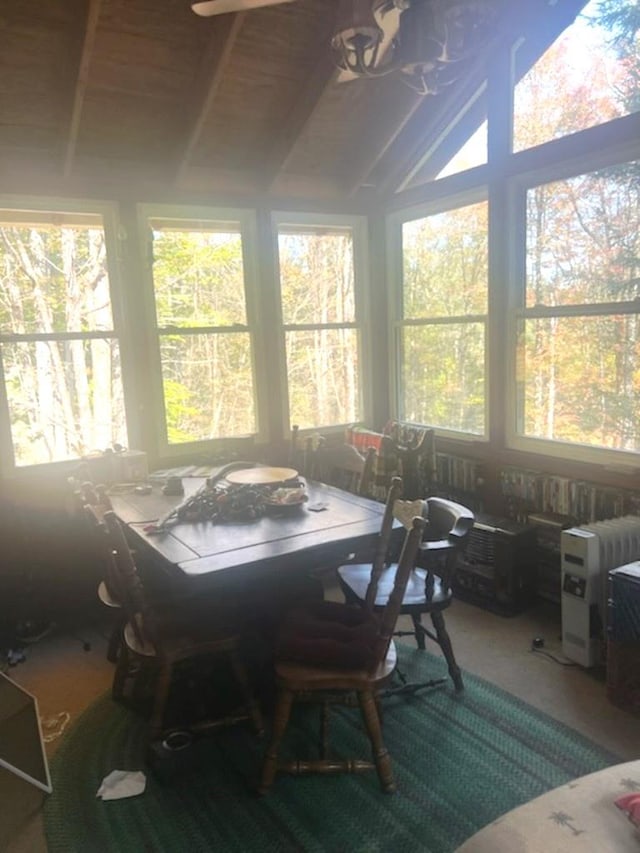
96, 770, 146, 800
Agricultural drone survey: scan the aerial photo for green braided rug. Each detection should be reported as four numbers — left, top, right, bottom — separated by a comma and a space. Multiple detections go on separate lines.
44, 646, 619, 853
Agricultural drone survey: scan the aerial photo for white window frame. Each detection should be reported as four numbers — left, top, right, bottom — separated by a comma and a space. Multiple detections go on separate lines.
137, 203, 267, 459
386, 187, 490, 442
271, 210, 371, 438
0, 195, 130, 477
505, 141, 640, 469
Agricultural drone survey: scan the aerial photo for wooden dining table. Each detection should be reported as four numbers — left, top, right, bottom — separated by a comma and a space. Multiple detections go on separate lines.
109, 475, 395, 591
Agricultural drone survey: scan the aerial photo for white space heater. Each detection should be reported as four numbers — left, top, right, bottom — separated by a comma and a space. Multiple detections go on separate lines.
561, 516, 640, 667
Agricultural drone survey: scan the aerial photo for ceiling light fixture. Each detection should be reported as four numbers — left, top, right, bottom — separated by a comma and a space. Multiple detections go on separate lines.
332, 0, 388, 76
332, 0, 498, 95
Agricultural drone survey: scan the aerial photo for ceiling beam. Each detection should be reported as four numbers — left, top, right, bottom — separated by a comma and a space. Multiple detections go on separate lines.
175, 14, 246, 184
63, 0, 103, 178
341, 77, 422, 199
262, 53, 339, 192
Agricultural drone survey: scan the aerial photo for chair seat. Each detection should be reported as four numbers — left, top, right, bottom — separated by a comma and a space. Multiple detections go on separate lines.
124, 620, 157, 657
123, 607, 242, 661
338, 563, 452, 609
98, 579, 121, 609
275, 641, 397, 691
276, 599, 381, 670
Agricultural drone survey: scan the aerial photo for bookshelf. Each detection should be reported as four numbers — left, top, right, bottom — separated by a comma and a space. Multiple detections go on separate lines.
430, 453, 485, 513
498, 466, 640, 525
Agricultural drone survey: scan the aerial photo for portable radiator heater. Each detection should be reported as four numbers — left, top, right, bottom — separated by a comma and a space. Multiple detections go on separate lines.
561, 516, 640, 667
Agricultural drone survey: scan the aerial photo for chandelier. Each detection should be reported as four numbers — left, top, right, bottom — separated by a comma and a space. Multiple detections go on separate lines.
331, 0, 497, 95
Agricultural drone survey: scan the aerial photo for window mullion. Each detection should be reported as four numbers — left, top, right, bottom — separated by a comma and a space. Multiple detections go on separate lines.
520, 302, 640, 319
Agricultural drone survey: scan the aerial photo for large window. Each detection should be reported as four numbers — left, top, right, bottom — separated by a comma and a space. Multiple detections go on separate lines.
274, 214, 367, 432
391, 199, 488, 436
514, 159, 640, 456
142, 208, 259, 448
0, 203, 127, 470
514, 0, 639, 152
389, 0, 639, 467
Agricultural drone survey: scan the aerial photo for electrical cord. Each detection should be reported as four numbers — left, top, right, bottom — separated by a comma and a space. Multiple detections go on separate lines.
529, 645, 578, 666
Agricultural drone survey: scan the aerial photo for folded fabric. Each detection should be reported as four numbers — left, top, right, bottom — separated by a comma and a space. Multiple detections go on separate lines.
276, 600, 380, 670
615, 792, 640, 826
97, 770, 146, 800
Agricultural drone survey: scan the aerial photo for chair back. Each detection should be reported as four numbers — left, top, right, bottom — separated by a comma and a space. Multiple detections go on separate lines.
83, 504, 124, 605
311, 442, 377, 496
101, 511, 156, 649
289, 425, 319, 480
420, 497, 475, 588
370, 515, 426, 668
364, 476, 403, 610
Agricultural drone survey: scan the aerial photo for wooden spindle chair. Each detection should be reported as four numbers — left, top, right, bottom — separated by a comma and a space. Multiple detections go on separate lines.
72, 482, 124, 663
338, 496, 475, 693
310, 441, 377, 498
259, 478, 427, 794
100, 511, 264, 740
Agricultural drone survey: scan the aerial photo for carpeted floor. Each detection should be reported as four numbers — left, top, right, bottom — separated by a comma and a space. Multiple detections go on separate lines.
43, 645, 621, 853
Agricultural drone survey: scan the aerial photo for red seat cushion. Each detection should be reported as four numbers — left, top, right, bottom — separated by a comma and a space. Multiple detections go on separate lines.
276, 600, 380, 670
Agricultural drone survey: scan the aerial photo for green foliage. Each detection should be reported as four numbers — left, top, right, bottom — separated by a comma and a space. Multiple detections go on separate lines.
0, 222, 125, 465
152, 230, 246, 328
400, 202, 488, 434
594, 0, 640, 112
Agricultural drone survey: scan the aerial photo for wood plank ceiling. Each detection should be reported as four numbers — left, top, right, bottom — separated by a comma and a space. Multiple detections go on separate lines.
0, 0, 583, 204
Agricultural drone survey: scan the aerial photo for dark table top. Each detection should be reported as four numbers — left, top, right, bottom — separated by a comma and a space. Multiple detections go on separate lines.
110, 478, 392, 585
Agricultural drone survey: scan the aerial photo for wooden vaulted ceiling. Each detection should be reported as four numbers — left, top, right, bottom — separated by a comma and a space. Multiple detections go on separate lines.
0, 0, 585, 204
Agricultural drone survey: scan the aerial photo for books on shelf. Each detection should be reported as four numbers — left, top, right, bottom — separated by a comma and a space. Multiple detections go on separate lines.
434, 453, 480, 494
499, 466, 640, 523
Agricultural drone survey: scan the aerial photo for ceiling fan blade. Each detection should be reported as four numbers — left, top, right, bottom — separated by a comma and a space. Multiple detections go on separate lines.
192, 0, 296, 16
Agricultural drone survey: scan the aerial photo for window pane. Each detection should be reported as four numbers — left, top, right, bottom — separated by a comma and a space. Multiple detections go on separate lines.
437, 120, 487, 180
518, 315, 640, 451
402, 202, 488, 319
514, 0, 639, 152
526, 162, 640, 307
400, 324, 485, 434
0, 221, 113, 333
3, 338, 127, 466
286, 329, 360, 429
279, 230, 355, 325
159, 333, 255, 442
152, 228, 247, 327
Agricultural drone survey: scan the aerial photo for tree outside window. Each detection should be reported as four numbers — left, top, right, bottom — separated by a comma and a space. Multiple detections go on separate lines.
276, 219, 365, 431
397, 200, 488, 436
148, 220, 257, 445
514, 0, 639, 151
519, 161, 640, 453
0, 208, 127, 468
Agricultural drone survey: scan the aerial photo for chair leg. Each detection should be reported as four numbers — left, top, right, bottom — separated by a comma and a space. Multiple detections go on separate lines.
106, 616, 125, 663
229, 648, 264, 735
358, 689, 395, 794
320, 700, 330, 759
149, 659, 173, 739
375, 693, 384, 726
259, 687, 294, 795
411, 613, 426, 649
431, 610, 464, 692
111, 642, 129, 701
